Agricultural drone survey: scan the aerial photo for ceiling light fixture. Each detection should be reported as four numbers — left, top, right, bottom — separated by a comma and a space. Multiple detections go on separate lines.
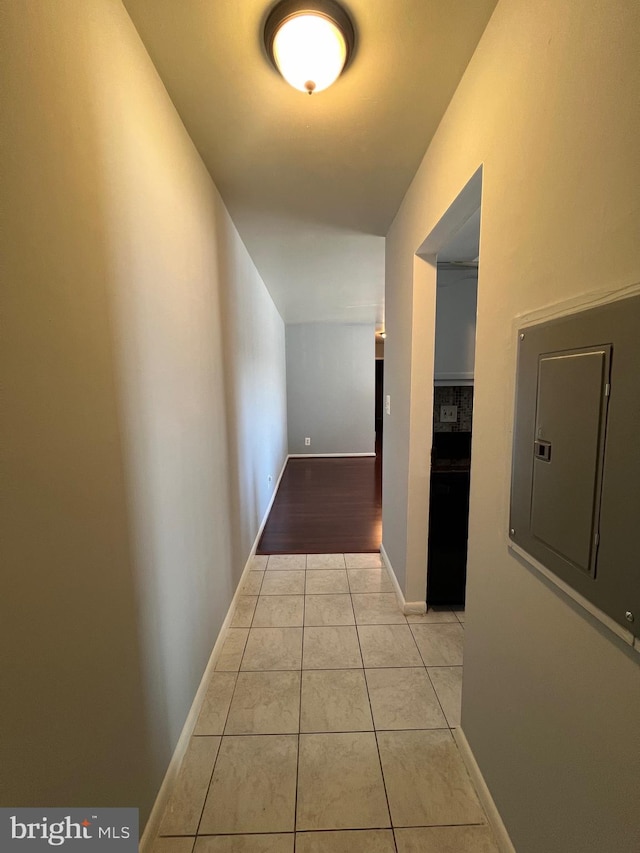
264, 0, 355, 95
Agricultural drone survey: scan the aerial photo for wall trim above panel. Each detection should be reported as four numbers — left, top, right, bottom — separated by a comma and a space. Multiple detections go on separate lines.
512, 282, 640, 331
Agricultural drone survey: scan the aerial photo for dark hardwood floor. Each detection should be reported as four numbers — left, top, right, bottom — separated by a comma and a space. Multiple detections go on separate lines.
257, 450, 382, 554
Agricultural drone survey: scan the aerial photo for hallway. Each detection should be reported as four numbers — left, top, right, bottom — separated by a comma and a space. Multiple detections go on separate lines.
152, 553, 499, 853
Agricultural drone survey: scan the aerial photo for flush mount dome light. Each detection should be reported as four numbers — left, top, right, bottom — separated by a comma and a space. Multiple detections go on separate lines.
264, 0, 355, 94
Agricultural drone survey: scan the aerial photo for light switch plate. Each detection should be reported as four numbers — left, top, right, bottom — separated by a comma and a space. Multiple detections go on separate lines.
440, 405, 458, 423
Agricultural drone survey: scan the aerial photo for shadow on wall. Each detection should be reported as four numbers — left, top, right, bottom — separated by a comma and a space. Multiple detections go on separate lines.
214, 217, 288, 586
2, 2, 288, 827
3, 3, 156, 819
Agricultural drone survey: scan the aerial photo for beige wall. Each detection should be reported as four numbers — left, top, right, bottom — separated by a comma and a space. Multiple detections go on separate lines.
382, 0, 640, 850
1, 0, 286, 823
286, 323, 375, 455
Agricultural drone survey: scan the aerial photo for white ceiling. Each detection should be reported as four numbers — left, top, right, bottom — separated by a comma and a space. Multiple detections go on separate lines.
124, 0, 496, 326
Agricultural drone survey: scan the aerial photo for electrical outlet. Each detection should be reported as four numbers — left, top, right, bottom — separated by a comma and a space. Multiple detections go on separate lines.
440, 405, 458, 423
305, 437, 311, 446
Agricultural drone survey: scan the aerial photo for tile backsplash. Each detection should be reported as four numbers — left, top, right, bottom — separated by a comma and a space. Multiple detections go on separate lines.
434, 385, 474, 432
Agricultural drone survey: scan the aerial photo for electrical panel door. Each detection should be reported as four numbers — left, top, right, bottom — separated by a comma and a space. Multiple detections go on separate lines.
530, 347, 610, 576
510, 295, 640, 638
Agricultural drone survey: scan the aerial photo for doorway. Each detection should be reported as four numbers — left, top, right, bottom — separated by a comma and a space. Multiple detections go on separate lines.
426, 222, 479, 607
375, 357, 384, 455
394, 167, 483, 611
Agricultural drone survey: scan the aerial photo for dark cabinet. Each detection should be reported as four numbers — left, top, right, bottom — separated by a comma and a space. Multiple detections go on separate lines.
427, 432, 472, 607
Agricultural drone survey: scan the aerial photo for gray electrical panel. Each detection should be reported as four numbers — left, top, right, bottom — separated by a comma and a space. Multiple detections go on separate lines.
510, 294, 640, 638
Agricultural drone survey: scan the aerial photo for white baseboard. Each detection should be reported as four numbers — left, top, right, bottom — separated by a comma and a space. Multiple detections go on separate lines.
380, 543, 402, 606
403, 599, 427, 615
380, 543, 426, 615
139, 454, 288, 852
288, 452, 375, 458
139, 597, 235, 851
453, 728, 516, 853
255, 454, 289, 545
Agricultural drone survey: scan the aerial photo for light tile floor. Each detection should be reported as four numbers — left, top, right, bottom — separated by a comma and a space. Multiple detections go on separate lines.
152, 554, 497, 853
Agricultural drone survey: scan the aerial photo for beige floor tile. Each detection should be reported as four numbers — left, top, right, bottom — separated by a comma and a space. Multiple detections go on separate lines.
193, 672, 236, 735
195, 837, 294, 853
241, 628, 302, 671
455, 609, 466, 623
357, 625, 422, 668
195, 836, 293, 853
230, 596, 258, 628
344, 553, 382, 568
352, 593, 406, 624
225, 671, 301, 734
300, 670, 373, 732
410, 623, 465, 666
406, 608, 458, 624
306, 553, 346, 569
377, 730, 484, 827
305, 570, 349, 594
159, 736, 220, 835
267, 554, 306, 570
428, 666, 463, 727
302, 626, 362, 669
394, 825, 499, 853
296, 733, 390, 830
365, 668, 447, 729
240, 572, 264, 595
151, 839, 195, 853
304, 594, 355, 626
151, 836, 196, 853
200, 735, 297, 834
252, 595, 304, 628
347, 569, 394, 593
250, 555, 269, 571
261, 571, 305, 595
215, 629, 249, 672
295, 829, 395, 853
